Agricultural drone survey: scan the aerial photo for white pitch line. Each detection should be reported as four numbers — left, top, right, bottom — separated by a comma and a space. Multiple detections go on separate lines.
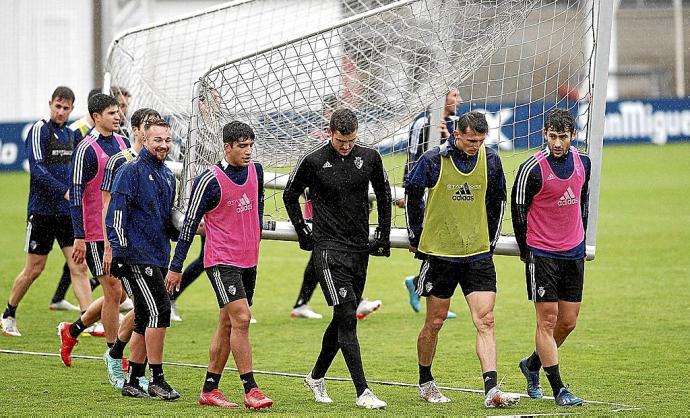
0, 349, 639, 411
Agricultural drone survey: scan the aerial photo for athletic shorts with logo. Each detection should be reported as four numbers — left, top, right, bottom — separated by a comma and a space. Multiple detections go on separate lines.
24, 213, 74, 255
312, 248, 369, 306
129, 264, 171, 332
417, 256, 496, 299
526, 252, 584, 302
111, 261, 134, 299
84, 240, 108, 277
205, 265, 256, 308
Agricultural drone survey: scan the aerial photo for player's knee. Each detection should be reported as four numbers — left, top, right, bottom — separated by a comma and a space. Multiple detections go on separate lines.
537, 312, 558, 330
557, 317, 577, 334
474, 310, 495, 332
230, 310, 251, 331
24, 265, 45, 281
427, 316, 446, 333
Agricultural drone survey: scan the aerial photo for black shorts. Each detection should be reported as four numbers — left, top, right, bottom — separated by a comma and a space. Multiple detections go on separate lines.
112, 261, 134, 299
85, 241, 106, 277
24, 213, 74, 255
206, 265, 256, 308
417, 256, 496, 299
129, 264, 171, 330
526, 253, 584, 303
312, 248, 369, 306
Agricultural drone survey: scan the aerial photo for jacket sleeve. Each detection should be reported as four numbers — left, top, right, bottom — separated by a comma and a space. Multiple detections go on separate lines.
404, 152, 436, 247
511, 160, 541, 259
169, 170, 217, 273
256, 162, 264, 231
27, 123, 69, 201
283, 156, 312, 228
106, 168, 132, 256
486, 151, 507, 252
580, 154, 591, 233
370, 151, 391, 237
70, 143, 96, 239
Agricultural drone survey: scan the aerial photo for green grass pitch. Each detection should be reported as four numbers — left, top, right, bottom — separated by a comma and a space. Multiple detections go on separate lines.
0, 143, 689, 415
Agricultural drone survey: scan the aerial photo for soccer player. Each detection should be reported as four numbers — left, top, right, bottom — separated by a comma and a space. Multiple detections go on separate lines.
111, 85, 132, 138
57, 93, 130, 366
402, 88, 460, 319
283, 108, 392, 409
291, 95, 382, 321
511, 108, 591, 407
99, 107, 161, 390
106, 118, 180, 400
165, 121, 272, 410
1, 86, 91, 337
405, 111, 518, 407
48, 87, 109, 312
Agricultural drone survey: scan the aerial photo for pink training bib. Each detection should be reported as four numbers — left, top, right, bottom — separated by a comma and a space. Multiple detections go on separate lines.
82, 134, 127, 242
526, 147, 585, 252
203, 163, 260, 268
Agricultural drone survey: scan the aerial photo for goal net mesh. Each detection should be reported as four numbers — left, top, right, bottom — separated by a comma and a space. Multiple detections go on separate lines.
181, 0, 598, 250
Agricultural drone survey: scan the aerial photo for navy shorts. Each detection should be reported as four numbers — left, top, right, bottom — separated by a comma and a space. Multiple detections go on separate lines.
206, 265, 256, 308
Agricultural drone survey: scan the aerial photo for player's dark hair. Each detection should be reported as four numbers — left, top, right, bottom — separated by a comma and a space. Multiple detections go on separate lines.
329, 108, 358, 135
51, 86, 75, 103
88, 88, 102, 101
131, 108, 162, 129
222, 121, 255, 145
544, 108, 576, 133
456, 111, 488, 134
88, 93, 119, 118
110, 85, 130, 99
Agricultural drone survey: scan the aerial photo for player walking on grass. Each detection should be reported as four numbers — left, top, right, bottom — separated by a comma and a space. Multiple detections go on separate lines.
1, 86, 91, 337
512, 108, 591, 407
165, 121, 272, 410
57, 93, 130, 365
405, 111, 517, 408
106, 119, 180, 400
283, 108, 392, 409
98, 108, 161, 390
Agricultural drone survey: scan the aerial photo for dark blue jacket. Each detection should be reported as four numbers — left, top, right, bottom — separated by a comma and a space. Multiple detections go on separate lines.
404, 138, 506, 263
106, 148, 177, 268
26, 119, 74, 216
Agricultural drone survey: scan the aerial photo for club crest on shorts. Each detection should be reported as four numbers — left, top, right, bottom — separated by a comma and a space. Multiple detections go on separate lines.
144, 266, 153, 276
29, 241, 37, 250
425, 282, 433, 292
538, 286, 545, 297
338, 287, 347, 298
354, 156, 363, 169
228, 285, 237, 295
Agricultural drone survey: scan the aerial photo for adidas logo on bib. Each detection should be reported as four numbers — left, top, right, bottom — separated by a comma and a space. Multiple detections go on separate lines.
236, 193, 252, 213
452, 182, 475, 201
557, 186, 578, 206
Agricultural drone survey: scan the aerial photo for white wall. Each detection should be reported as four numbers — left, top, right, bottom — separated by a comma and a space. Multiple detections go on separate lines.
0, 0, 94, 121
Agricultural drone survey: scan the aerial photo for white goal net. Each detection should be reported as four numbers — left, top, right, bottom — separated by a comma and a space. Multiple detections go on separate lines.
180, 0, 612, 258
105, 0, 613, 258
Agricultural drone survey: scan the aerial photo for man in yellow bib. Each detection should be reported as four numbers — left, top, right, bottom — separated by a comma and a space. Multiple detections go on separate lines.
405, 111, 517, 408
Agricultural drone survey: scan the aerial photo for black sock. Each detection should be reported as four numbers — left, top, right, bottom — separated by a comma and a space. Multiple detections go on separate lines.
483, 371, 498, 394
419, 364, 434, 385
526, 351, 542, 372
240, 372, 258, 394
150, 363, 164, 383
51, 263, 71, 303
69, 319, 86, 338
129, 361, 145, 385
312, 315, 339, 379
334, 302, 368, 397
109, 338, 127, 359
3, 303, 17, 319
544, 364, 565, 397
203, 371, 222, 393
90, 278, 100, 290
